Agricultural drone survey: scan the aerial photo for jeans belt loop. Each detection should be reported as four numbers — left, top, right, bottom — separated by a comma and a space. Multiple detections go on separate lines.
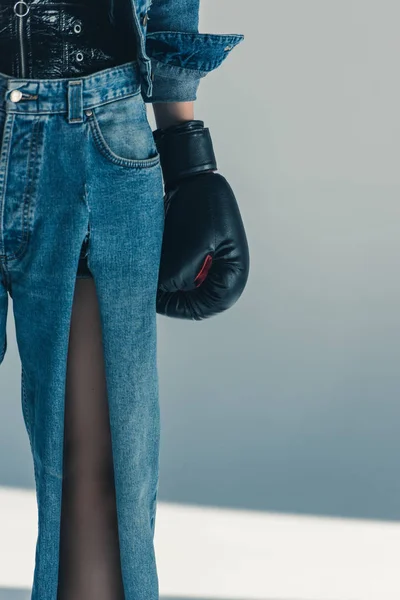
67, 80, 83, 123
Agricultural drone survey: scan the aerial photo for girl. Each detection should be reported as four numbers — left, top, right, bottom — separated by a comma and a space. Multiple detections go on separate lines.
0, 0, 248, 598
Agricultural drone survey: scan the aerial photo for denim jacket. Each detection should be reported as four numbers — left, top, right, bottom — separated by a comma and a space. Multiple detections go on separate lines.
128, 0, 244, 103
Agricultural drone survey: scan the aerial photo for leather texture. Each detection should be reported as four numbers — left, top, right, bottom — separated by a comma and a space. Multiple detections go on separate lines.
154, 120, 250, 320
153, 119, 217, 190
0, 0, 137, 79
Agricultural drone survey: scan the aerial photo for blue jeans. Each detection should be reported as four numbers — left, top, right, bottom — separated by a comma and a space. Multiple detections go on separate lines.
0, 59, 165, 599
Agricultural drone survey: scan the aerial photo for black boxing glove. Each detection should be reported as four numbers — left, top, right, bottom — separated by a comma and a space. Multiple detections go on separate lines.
153, 119, 250, 320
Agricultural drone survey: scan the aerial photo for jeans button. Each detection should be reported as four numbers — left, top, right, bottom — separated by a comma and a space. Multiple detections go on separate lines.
10, 89, 22, 102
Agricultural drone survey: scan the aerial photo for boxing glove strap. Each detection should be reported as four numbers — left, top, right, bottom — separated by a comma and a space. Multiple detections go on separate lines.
153, 120, 218, 188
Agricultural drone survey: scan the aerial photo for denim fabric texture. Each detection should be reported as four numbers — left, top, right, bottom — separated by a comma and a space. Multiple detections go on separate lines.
131, 0, 244, 102
0, 59, 165, 599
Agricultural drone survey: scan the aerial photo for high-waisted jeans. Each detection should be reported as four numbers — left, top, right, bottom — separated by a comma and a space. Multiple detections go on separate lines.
0, 59, 165, 599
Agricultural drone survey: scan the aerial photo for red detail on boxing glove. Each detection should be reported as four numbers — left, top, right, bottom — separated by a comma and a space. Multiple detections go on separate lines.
194, 254, 213, 287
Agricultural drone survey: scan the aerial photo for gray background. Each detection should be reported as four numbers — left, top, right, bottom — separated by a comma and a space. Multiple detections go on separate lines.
1, 0, 400, 525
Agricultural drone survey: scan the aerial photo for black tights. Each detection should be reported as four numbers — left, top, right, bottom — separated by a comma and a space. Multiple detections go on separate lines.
57, 277, 125, 599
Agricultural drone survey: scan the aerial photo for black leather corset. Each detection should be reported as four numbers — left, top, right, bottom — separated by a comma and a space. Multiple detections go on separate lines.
0, 0, 137, 79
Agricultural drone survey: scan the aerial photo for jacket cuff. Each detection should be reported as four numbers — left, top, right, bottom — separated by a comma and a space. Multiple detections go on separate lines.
142, 31, 244, 103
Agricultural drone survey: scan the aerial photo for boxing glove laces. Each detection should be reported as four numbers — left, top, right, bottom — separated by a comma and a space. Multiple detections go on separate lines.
153, 119, 250, 320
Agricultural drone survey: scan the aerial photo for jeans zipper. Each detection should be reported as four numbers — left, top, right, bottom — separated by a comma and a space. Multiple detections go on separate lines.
14, 1, 30, 78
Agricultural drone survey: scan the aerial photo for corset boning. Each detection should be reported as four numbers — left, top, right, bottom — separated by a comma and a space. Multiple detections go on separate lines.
0, 0, 138, 78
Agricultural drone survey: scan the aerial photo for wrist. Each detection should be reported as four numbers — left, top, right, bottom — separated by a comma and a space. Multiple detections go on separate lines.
152, 101, 194, 129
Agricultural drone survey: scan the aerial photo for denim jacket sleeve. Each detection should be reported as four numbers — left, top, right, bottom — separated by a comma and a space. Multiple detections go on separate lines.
143, 0, 244, 103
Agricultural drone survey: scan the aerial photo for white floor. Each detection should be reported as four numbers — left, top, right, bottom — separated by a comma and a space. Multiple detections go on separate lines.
0, 485, 399, 599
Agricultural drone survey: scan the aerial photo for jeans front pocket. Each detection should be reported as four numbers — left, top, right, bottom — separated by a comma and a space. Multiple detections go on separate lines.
85, 91, 160, 169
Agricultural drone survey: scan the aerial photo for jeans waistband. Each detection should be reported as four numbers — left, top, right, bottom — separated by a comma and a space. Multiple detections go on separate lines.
0, 60, 141, 121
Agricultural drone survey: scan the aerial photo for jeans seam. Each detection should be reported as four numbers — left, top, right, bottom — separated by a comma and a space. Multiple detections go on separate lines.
21, 366, 33, 441
5, 118, 43, 261
0, 113, 15, 256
